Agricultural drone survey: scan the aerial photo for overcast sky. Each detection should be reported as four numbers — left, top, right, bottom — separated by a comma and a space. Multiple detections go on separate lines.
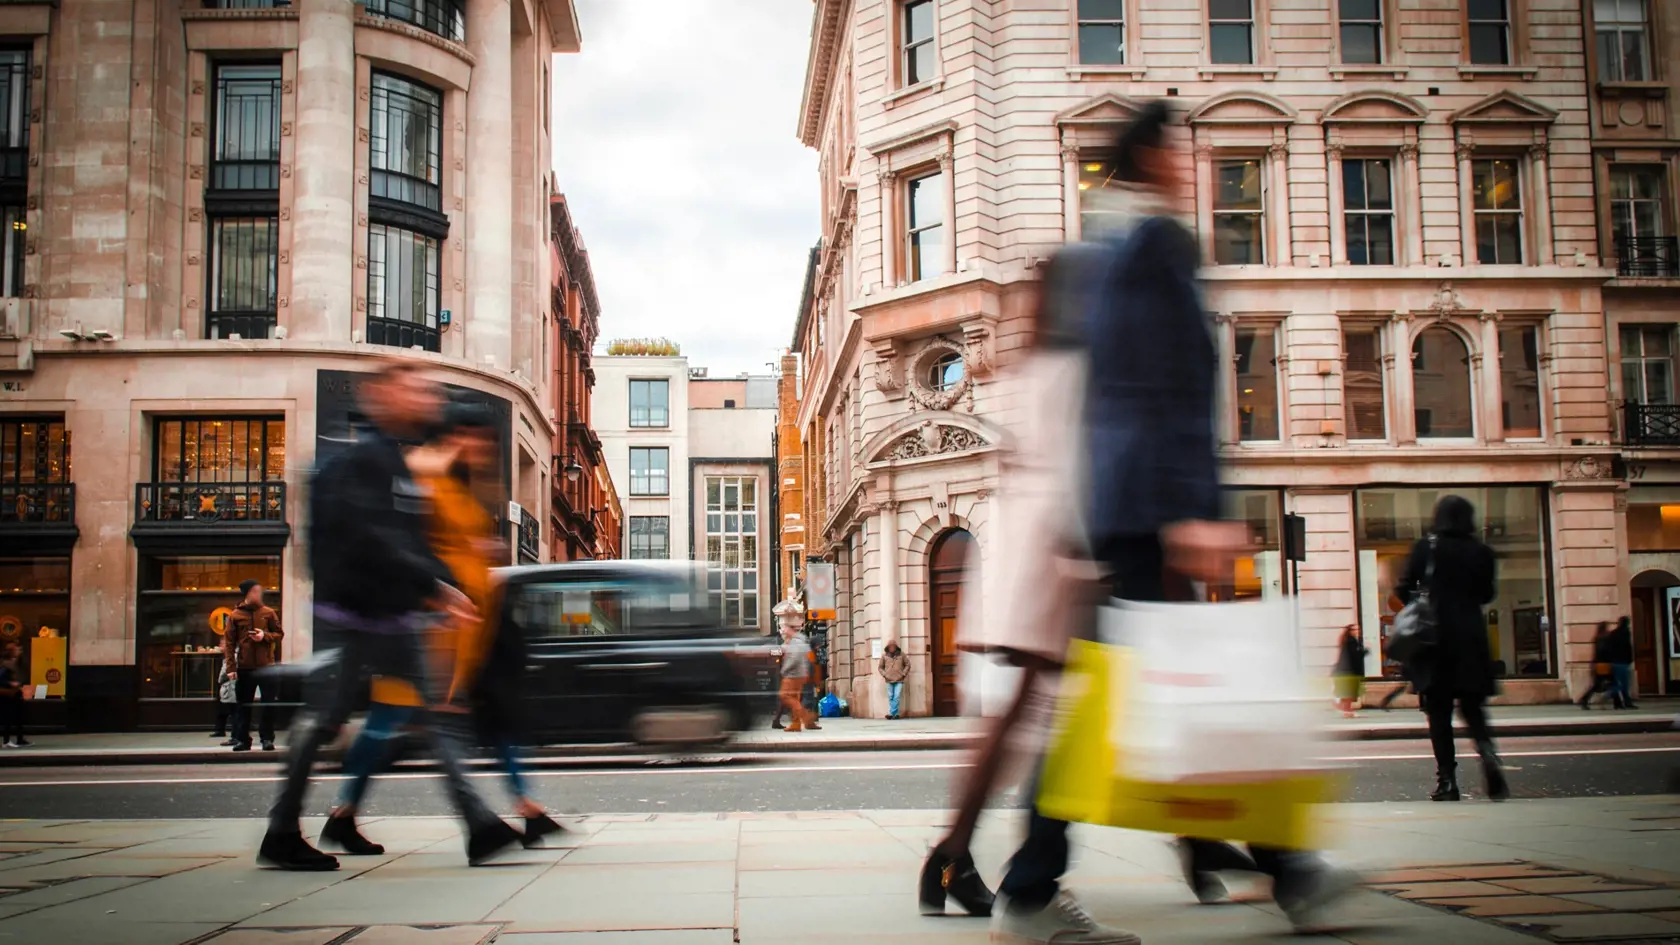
550, 1, 819, 378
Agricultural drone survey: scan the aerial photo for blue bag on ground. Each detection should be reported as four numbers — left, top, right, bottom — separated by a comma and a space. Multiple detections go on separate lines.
818, 693, 842, 718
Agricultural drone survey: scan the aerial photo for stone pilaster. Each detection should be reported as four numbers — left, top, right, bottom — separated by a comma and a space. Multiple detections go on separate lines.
465, 0, 514, 371
290, 0, 357, 340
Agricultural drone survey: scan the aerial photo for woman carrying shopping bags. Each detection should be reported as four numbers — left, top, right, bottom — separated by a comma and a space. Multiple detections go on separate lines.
1395, 495, 1508, 803
1332, 626, 1368, 718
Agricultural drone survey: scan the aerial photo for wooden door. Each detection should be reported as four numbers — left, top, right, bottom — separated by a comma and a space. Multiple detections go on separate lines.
929, 530, 973, 717
1632, 586, 1662, 696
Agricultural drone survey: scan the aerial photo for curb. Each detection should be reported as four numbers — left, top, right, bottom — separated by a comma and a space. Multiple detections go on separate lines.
0, 716, 1670, 769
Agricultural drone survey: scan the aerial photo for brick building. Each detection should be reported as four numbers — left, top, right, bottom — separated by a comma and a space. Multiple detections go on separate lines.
775, 347, 807, 603
794, 0, 1639, 717
0, 0, 600, 729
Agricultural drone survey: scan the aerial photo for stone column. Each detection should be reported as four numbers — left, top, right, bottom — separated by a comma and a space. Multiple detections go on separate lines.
877, 168, 898, 288
1529, 140, 1554, 266
465, 0, 513, 370
1269, 140, 1292, 266
1060, 138, 1079, 241
1194, 143, 1215, 263
1390, 314, 1417, 444
1215, 313, 1238, 446
876, 500, 900, 655
1456, 140, 1477, 267
937, 150, 956, 275
1325, 141, 1346, 265
1480, 312, 1504, 443
1400, 141, 1424, 266
290, 0, 357, 340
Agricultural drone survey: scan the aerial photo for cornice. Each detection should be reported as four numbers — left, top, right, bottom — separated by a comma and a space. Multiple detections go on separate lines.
797, 0, 847, 149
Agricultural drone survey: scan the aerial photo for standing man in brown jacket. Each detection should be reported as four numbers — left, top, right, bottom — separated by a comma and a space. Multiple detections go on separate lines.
879, 641, 910, 720
225, 579, 283, 752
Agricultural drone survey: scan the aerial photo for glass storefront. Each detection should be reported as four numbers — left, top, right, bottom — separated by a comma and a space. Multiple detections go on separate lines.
1215, 489, 1284, 602
137, 556, 281, 701
1355, 486, 1552, 679
0, 558, 71, 692
1627, 485, 1680, 551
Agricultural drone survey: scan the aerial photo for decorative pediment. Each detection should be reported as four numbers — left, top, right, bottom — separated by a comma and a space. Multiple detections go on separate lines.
1055, 93, 1143, 130
1322, 90, 1428, 125
1187, 91, 1296, 126
862, 413, 1002, 464
1450, 90, 1558, 127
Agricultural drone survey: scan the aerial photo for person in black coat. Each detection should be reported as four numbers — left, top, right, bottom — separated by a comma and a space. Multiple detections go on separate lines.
1604, 616, 1638, 710
1395, 494, 1508, 802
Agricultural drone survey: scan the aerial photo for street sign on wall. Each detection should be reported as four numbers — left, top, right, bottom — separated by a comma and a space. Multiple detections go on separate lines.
805, 562, 836, 620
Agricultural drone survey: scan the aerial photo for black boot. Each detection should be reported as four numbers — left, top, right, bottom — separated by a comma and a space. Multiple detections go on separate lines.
521, 813, 565, 849
1478, 740, 1510, 802
918, 849, 995, 917
258, 829, 340, 871
1430, 768, 1461, 802
319, 814, 385, 855
466, 818, 524, 866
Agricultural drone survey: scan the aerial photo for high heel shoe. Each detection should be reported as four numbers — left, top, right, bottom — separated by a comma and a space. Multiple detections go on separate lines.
521, 813, 565, 849
918, 849, 995, 917
1430, 772, 1461, 802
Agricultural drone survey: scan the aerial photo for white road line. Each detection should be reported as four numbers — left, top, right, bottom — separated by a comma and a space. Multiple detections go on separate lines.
0, 745, 1674, 789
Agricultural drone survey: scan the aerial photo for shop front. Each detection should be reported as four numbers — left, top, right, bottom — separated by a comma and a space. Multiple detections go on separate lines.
0, 416, 76, 730
1620, 484, 1680, 695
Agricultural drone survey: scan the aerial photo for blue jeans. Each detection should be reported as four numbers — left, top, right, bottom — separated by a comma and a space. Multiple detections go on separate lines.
338, 703, 535, 808
1610, 663, 1635, 705
886, 681, 904, 717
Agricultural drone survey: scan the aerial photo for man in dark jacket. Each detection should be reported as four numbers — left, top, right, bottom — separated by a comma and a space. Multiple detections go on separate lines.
225, 579, 282, 752
1606, 616, 1638, 710
258, 360, 520, 872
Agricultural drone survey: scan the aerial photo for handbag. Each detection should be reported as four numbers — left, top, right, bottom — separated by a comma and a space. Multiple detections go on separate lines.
218, 672, 238, 704
1386, 536, 1439, 665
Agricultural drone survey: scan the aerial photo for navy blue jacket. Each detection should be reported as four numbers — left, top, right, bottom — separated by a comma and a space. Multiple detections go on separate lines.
1079, 215, 1220, 549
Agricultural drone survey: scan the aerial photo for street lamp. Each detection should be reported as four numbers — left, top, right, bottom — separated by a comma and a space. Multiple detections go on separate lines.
563, 460, 584, 483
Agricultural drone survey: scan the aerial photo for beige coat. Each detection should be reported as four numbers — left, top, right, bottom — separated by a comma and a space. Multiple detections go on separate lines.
957, 348, 1097, 664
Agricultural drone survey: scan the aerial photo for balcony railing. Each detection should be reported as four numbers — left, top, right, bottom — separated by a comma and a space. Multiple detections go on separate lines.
1624, 401, 1680, 447
1617, 236, 1680, 278
366, 316, 440, 352
361, 0, 464, 43
0, 483, 74, 525
206, 311, 276, 340
517, 511, 540, 563
135, 481, 286, 525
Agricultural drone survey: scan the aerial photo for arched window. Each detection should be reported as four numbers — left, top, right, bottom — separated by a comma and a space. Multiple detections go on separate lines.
927, 352, 964, 392
1412, 327, 1475, 438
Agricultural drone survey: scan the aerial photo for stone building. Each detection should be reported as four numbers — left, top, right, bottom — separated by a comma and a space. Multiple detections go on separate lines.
775, 347, 807, 602
690, 372, 779, 632
0, 0, 592, 729
794, 0, 1628, 717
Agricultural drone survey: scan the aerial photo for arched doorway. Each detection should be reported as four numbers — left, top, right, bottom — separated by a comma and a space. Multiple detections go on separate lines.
1629, 569, 1677, 696
928, 529, 973, 717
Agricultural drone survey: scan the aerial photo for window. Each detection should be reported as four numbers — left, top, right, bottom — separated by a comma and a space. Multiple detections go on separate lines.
1343, 158, 1395, 266
0, 417, 72, 526
370, 73, 443, 213
1215, 489, 1283, 601
1468, 0, 1512, 66
1472, 158, 1524, 265
211, 65, 281, 191
510, 576, 711, 640
1621, 325, 1673, 405
367, 224, 441, 351
208, 217, 279, 339
1412, 327, 1475, 438
1078, 159, 1123, 237
628, 516, 670, 559
928, 351, 964, 392
1235, 326, 1280, 441
906, 171, 945, 282
1610, 165, 1673, 276
0, 49, 28, 301
1213, 159, 1265, 265
901, 0, 937, 86
1209, 0, 1255, 65
205, 64, 282, 340
704, 476, 760, 627
363, 0, 464, 44
629, 447, 669, 496
138, 556, 282, 700
1596, 0, 1650, 83
629, 379, 670, 428
1343, 326, 1387, 440
146, 417, 285, 523
1076, 0, 1125, 66
1339, 0, 1384, 64
1500, 325, 1542, 438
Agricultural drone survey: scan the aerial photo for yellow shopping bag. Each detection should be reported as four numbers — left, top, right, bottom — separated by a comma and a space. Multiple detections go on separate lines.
1038, 638, 1341, 851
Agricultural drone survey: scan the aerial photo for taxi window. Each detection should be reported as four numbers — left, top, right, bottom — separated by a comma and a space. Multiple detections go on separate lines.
512, 577, 703, 639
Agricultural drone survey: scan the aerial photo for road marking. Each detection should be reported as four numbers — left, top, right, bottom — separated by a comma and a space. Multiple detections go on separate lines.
0, 745, 1674, 789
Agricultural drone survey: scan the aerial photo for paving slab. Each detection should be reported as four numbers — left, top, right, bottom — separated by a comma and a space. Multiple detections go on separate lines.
497, 933, 736, 944
198, 930, 352, 945
0, 917, 225, 945
1500, 911, 1680, 940
346, 925, 500, 945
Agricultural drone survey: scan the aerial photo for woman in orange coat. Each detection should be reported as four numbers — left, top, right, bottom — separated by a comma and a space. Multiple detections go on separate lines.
321, 403, 560, 855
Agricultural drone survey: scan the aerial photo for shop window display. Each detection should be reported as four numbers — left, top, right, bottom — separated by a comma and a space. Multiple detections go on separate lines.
0, 558, 71, 690
1213, 489, 1284, 602
1355, 486, 1551, 680
137, 557, 281, 700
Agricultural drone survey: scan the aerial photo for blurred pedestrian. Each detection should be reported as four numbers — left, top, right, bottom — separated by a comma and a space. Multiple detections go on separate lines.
258, 359, 521, 872
1578, 622, 1616, 710
225, 580, 283, 752
879, 640, 910, 720
1605, 616, 1638, 710
324, 402, 562, 853
0, 640, 24, 748
1332, 625, 1367, 718
777, 610, 818, 733
1395, 494, 1508, 803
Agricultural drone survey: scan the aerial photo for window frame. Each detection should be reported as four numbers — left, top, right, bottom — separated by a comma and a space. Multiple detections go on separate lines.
627, 515, 670, 560
1233, 323, 1283, 443
1341, 324, 1390, 442
1620, 324, 1675, 406
206, 215, 280, 339
1410, 325, 1479, 441
1463, 0, 1525, 69
366, 222, 442, 352
1498, 322, 1545, 440
898, 0, 940, 90
1470, 156, 1526, 266
1594, 0, 1652, 84
628, 378, 671, 429
1212, 156, 1268, 267
1342, 156, 1397, 267
703, 475, 760, 628
209, 63, 282, 193
629, 446, 670, 497
1074, 0, 1126, 68
904, 168, 946, 283
368, 71, 445, 216
151, 416, 286, 484
1337, 0, 1385, 65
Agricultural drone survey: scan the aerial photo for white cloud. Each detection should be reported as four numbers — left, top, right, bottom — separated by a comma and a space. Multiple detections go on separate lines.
551, 0, 819, 377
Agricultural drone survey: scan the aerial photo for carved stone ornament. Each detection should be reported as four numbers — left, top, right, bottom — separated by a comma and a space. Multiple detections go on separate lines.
282, 81, 294, 95
279, 164, 292, 179
188, 164, 204, 180
1563, 456, 1615, 481
191, 81, 206, 96
885, 421, 987, 460
1428, 282, 1468, 320
873, 357, 901, 393
906, 337, 975, 412
1398, 142, 1420, 159
188, 207, 201, 223
357, 128, 370, 143
281, 121, 293, 137
190, 122, 205, 138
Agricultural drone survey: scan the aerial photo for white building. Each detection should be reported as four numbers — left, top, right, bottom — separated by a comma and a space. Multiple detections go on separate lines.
689, 373, 780, 630
593, 355, 692, 565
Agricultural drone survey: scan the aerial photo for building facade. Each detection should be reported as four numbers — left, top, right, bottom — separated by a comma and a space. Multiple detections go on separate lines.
795, 0, 1629, 717
0, 0, 586, 729
1594, 0, 1680, 695
594, 354, 692, 568
775, 349, 807, 602
690, 372, 779, 631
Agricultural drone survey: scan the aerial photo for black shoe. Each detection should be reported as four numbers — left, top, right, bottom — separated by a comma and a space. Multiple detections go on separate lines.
258, 830, 340, 871
521, 813, 565, 849
13, 737, 28, 747
261, 741, 276, 751
1477, 741, 1510, 801
771, 720, 785, 730
466, 819, 524, 866
918, 849, 995, 917
1176, 837, 1231, 904
319, 814, 385, 856
231, 742, 253, 753
221, 739, 238, 747
1430, 773, 1461, 802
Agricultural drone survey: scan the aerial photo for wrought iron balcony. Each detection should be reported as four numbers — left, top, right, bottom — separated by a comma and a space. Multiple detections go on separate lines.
0, 482, 74, 525
361, 0, 464, 43
205, 311, 276, 340
517, 510, 540, 563
135, 481, 286, 525
1617, 236, 1680, 278
1623, 401, 1680, 447
366, 316, 440, 353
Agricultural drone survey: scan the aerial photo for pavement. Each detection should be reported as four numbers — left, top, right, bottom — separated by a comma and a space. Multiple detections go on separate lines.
4, 700, 1677, 769
1, 796, 1679, 943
